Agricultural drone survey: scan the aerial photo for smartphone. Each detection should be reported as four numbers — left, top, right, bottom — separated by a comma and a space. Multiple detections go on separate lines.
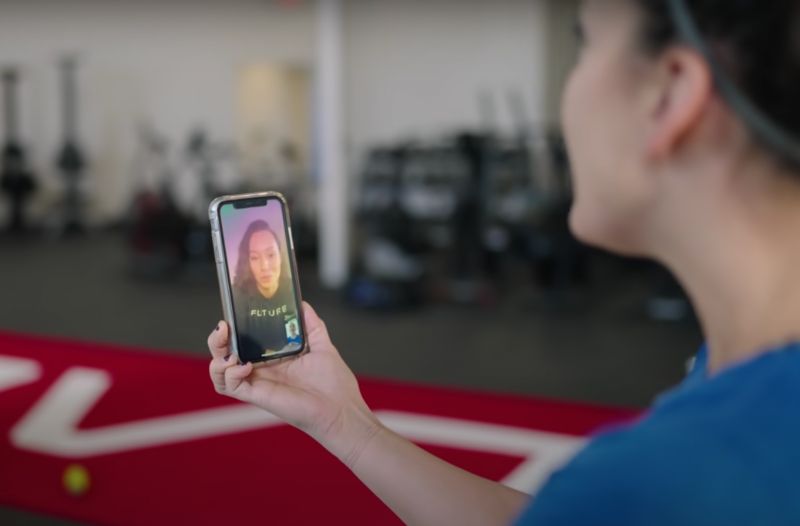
209, 192, 307, 364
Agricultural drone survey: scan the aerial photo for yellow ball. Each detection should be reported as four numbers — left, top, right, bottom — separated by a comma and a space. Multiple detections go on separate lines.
63, 464, 90, 496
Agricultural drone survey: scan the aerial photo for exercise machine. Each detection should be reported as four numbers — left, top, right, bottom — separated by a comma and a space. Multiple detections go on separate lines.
0, 68, 37, 234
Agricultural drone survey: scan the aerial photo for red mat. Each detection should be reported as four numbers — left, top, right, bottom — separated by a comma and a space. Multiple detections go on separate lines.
0, 331, 636, 525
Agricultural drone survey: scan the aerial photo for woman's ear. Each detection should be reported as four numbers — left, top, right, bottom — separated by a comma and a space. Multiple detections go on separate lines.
645, 46, 713, 160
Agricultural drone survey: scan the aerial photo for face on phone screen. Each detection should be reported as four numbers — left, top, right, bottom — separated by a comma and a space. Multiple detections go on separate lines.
218, 198, 304, 363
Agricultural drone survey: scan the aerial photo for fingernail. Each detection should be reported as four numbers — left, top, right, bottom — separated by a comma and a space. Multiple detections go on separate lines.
224, 353, 232, 362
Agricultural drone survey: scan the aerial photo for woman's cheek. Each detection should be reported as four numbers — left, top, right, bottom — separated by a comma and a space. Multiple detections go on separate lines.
562, 75, 601, 242
562, 61, 636, 249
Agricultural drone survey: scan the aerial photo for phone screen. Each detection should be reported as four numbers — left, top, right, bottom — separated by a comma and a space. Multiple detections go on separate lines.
218, 197, 304, 363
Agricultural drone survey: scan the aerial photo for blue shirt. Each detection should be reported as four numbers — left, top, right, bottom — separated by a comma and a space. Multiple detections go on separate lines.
514, 342, 800, 525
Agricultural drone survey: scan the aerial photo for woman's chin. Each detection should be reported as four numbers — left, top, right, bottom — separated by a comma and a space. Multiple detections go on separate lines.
569, 206, 647, 257
568, 206, 601, 247
258, 282, 279, 293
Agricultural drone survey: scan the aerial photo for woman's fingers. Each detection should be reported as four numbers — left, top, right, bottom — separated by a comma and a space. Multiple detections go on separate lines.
207, 321, 230, 360
302, 302, 322, 329
302, 302, 332, 348
209, 354, 238, 394
224, 362, 254, 399
208, 321, 238, 394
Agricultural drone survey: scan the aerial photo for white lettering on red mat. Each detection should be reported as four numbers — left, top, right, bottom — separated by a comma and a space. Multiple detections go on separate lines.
379, 412, 584, 494
9, 366, 282, 457
2, 358, 585, 494
0, 356, 41, 393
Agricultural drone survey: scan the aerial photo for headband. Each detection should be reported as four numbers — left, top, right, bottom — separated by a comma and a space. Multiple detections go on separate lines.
667, 0, 800, 166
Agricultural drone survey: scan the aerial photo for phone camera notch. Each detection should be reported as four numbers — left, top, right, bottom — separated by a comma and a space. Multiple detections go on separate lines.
233, 198, 268, 209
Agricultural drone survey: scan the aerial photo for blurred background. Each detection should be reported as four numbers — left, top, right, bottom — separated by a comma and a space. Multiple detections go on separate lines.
0, 0, 702, 522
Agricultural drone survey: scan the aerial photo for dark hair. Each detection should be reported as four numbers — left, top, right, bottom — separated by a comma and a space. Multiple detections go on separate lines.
233, 220, 281, 293
633, 0, 800, 169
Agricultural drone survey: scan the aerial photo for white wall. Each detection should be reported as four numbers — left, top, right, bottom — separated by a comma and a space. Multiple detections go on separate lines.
344, 0, 549, 154
0, 0, 314, 221
0, 0, 560, 223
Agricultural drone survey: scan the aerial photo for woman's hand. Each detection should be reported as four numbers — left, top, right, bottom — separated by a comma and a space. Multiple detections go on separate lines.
207, 302, 383, 466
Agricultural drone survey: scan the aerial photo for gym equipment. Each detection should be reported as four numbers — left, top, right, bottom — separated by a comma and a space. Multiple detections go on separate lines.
348, 120, 595, 310
184, 129, 216, 210
0, 68, 37, 234
447, 132, 496, 302
62, 464, 91, 497
56, 56, 88, 235
646, 265, 692, 322
127, 128, 235, 279
522, 130, 588, 302
127, 127, 191, 278
180, 129, 221, 261
346, 146, 427, 310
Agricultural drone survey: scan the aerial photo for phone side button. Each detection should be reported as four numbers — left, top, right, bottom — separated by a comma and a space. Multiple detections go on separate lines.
288, 227, 295, 251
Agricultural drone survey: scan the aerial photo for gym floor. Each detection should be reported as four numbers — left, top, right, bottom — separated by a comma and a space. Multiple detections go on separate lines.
0, 231, 702, 525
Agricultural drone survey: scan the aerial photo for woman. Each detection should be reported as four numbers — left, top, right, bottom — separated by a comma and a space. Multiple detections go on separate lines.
209, 0, 800, 523
232, 220, 300, 359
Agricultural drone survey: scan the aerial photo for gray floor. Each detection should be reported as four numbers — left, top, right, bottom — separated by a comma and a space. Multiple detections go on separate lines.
0, 231, 702, 525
